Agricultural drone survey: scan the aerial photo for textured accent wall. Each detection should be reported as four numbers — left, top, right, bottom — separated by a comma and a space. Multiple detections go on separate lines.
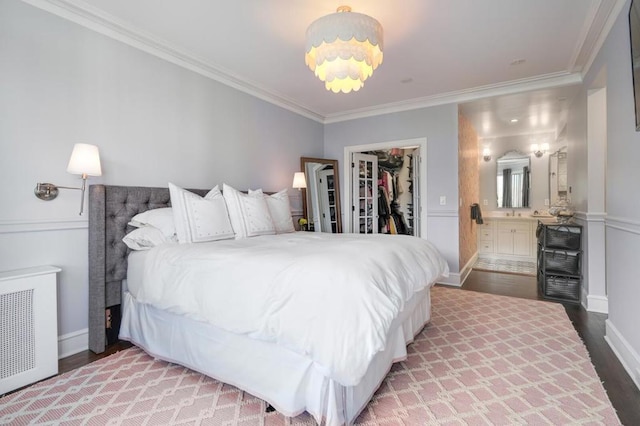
458, 110, 479, 269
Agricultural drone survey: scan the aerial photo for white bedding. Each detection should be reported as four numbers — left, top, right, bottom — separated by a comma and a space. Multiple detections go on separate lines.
133, 232, 448, 387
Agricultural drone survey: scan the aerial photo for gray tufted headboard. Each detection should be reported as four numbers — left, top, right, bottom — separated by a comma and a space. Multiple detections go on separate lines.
88, 184, 209, 353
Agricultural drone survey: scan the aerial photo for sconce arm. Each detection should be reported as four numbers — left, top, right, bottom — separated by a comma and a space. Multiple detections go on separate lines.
34, 174, 88, 215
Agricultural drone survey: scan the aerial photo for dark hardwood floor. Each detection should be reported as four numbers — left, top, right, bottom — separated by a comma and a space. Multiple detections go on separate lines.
53, 269, 639, 424
58, 340, 132, 375
459, 270, 640, 426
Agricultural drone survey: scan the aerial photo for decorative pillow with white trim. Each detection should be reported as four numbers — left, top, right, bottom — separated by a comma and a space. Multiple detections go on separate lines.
169, 183, 235, 244
129, 207, 175, 238
251, 189, 295, 234
223, 183, 276, 239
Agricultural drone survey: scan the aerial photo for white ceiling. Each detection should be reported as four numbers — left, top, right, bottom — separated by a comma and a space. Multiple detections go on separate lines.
27, 0, 623, 135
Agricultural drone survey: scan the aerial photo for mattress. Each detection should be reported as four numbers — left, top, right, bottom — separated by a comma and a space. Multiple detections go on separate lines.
125, 249, 147, 297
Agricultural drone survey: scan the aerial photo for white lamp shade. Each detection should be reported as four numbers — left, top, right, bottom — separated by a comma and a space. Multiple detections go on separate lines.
66, 143, 102, 176
292, 172, 307, 189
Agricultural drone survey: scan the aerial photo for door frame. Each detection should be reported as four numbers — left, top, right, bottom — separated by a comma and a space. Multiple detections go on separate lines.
343, 137, 428, 238
351, 152, 379, 234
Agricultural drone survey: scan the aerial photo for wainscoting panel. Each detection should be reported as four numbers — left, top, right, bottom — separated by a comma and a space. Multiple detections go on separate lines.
605, 217, 640, 391
574, 212, 607, 313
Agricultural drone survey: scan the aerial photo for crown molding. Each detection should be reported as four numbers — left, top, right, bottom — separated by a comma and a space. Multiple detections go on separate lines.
19, 0, 325, 123
579, 0, 628, 77
567, 0, 614, 73
324, 72, 583, 124
478, 129, 557, 141
20, 0, 610, 126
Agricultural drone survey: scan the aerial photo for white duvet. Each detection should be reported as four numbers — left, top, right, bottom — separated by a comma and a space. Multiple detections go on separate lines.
135, 232, 449, 386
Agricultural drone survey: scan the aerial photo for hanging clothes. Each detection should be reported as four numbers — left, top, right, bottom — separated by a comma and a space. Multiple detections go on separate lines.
377, 186, 391, 233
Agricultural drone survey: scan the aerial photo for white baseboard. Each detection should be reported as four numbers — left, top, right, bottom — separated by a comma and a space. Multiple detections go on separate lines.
605, 320, 640, 391
58, 328, 88, 359
459, 252, 478, 286
437, 273, 462, 287
435, 252, 477, 288
586, 294, 609, 314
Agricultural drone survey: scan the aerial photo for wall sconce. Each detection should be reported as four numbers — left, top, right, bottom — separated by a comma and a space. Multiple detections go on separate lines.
531, 143, 550, 158
292, 172, 307, 190
34, 143, 102, 215
482, 148, 491, 162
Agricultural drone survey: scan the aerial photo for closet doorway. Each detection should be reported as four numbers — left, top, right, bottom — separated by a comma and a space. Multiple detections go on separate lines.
343, 138, 427, 238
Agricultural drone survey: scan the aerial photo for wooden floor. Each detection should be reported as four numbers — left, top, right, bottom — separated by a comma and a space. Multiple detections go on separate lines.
55, 270, 640, 424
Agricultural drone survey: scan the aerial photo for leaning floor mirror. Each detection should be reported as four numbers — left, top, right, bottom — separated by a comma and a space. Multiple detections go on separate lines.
300, 157, 342, 233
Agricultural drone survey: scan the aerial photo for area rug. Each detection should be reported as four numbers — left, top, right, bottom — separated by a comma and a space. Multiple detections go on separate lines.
473, 258, 537, 276
0, 287, 619, 425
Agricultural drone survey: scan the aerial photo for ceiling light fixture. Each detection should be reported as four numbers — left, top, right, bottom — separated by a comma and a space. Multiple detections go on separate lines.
305, 5, 383, 94
510, 118, 519, 123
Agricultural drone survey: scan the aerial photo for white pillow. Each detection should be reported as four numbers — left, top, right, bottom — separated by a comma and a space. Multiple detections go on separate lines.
129, 207, 175, 238
256, 189, 295, 234
223, 184, 276, 239
169, 183, 235, 244
122, 226, 168, 250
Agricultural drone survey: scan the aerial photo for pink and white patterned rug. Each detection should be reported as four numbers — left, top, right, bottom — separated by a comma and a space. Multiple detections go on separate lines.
0, 287, 620, 425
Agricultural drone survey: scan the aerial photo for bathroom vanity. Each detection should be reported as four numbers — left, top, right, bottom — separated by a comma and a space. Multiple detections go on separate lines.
478, 215, 545, 262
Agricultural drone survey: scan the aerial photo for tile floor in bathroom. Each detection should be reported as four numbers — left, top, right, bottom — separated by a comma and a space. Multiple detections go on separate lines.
473, 257, 537, 276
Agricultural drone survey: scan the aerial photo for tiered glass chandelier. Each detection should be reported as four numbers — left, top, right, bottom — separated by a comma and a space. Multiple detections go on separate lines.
305, 6, 383, 94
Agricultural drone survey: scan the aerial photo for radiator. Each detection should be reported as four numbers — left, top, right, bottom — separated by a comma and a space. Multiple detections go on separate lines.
0, 266, 60, 395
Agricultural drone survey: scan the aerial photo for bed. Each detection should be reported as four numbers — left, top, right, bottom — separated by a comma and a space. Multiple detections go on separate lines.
88, 184, 449, 425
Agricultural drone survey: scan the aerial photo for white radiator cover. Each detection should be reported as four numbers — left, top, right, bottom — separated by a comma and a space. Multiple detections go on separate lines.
0, 266, 60, 395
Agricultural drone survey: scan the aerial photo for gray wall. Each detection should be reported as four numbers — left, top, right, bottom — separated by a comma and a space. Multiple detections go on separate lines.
324, 105, 461, 274
575, 0, 640, 389
564, 89, 588, 213
0, 0, 323, 355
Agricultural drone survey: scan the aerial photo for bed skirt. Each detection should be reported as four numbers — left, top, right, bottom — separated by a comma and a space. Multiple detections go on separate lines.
119, 287, 432, 425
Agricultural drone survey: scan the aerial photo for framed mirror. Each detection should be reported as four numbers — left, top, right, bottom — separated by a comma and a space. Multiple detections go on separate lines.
496, 150, 531, 208
549, 146, 568, 206
300, 157, 342, 233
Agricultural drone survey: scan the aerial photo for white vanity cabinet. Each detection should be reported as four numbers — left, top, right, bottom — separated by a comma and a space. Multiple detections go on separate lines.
477, 217, 536, 261
496, 220, 531, 256
478, 220, 495, 254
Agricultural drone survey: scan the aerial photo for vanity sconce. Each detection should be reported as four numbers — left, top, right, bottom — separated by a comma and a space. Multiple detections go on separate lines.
292, 172, 307, 190
482, 148, 491, 162
34, 143, 102, 215
531, 143, 550, 158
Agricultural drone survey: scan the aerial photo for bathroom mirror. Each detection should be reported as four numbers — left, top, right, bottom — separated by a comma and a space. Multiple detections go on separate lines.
300, 157, 342, 233
549, 146, 568, 206
496, 150, 531, 208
